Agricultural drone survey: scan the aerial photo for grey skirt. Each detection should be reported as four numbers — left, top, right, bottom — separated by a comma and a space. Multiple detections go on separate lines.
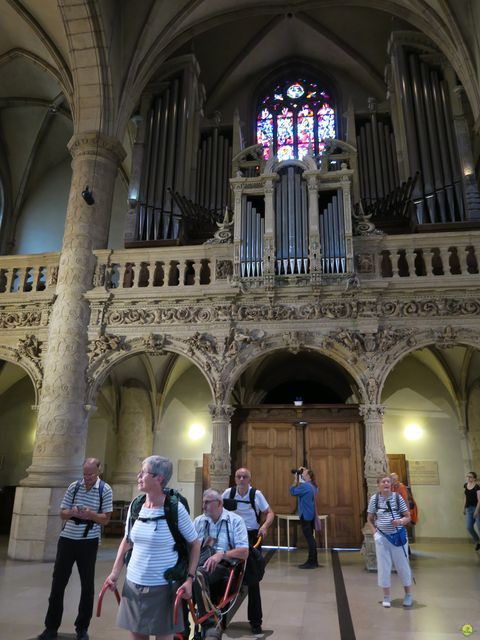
117, 577, 184, 636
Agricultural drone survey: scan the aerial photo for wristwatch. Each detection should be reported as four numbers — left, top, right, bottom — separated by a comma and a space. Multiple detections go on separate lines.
187, 572, 196, 581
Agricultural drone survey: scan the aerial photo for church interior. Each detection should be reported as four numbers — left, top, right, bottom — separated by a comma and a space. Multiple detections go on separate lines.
0, 1, 480, 638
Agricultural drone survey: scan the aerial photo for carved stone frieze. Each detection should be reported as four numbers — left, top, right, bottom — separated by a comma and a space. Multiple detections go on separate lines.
332, 327, 416, 358
0, 309, 44, 328
98, 296, 480, 326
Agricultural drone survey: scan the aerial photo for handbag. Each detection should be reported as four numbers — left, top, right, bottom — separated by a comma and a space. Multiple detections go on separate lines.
378, 527, 407, 547
243, 545, 266, 586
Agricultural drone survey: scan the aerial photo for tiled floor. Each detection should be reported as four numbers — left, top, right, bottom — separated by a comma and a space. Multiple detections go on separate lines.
1, 537, 479, 640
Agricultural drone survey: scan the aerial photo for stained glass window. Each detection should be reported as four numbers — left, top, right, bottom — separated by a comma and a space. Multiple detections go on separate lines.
256, 79, 336, 160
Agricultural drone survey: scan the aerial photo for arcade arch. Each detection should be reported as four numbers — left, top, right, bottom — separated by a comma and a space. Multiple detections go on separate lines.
0, 359, 36, 533
88, 349, 213, 509
381, 343, 480, 540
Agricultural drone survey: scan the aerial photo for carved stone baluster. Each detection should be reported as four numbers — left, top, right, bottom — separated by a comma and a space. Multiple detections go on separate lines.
208, 403, 234, 492
404, 248, 415, 278
438, 246, 451, 276
391, 250, 400, 278
458, 245, 469, 274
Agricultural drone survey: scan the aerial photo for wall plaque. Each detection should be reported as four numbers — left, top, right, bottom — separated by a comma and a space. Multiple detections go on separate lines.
409, 460, 439, 485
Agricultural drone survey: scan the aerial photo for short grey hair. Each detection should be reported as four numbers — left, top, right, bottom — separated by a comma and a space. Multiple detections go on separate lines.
144, 455, 172, 487
203, 488, 223, 503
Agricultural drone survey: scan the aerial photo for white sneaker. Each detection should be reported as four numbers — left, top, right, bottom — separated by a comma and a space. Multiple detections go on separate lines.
382, 599, 391, 608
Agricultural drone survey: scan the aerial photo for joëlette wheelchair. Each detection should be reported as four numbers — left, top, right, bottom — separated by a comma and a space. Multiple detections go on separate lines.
174, 556, 246, 640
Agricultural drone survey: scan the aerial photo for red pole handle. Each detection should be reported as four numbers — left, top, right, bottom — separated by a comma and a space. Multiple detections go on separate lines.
173, 587, 186, 625
96, 580, 120, 617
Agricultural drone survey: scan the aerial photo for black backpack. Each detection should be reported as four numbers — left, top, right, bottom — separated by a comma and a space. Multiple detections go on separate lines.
374, 491, 400, 514
125, 488, 190, 582
225, 487, 261, 525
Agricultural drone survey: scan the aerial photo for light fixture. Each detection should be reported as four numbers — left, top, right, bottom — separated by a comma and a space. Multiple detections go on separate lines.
404, 423, 423, 441
294, 397, 303, 407
188, 423, 205, 441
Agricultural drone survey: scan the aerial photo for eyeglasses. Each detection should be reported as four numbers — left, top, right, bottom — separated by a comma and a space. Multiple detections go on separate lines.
235, 474, 249, 479
138, 470, 157, 478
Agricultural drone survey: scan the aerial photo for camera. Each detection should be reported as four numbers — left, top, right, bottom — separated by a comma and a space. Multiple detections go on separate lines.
291, 468, 303, 475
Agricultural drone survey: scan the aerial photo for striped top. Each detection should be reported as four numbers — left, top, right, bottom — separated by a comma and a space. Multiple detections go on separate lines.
367, 491, 409, 534
222, 486, 269, 531
194, 509, 249, 552
60, 478, 113, 541
126, 502, 198, 587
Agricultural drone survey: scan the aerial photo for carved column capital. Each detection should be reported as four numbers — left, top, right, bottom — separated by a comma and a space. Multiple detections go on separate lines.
68, 132, 126, 165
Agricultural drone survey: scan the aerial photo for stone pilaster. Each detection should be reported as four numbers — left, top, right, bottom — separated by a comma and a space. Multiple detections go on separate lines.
9, 132, 125, 560
208, 403, 234, 492
360, 403, 388, 571
112, 384, 153, 501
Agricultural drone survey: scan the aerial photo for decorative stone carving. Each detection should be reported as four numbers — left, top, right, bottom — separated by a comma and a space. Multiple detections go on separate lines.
356, 253, 375, 273
282, 331, 308, 354
205, 208, 234, 244
89, 333, 126, 363
186, 332, 218, 357
16, 335, 42, 362
433, 325, 458, 348
215, 260, 233, 280
142, 333, 167, 354
0, 309, 43, 328
208, 403, 234, 490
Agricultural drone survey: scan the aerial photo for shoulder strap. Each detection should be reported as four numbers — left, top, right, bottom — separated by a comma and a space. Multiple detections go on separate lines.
127, 494, 146, 541
249, 487, 261, 524
375, 492, 379, 511
71, 480, 81, 506
396, 492, 400, 512
98, 479, 105, 513
229, 486, 236, 500
164, 492, 181, 542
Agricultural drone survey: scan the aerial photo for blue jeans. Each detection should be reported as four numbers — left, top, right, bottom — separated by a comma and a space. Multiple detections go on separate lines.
465, 506, 480, 543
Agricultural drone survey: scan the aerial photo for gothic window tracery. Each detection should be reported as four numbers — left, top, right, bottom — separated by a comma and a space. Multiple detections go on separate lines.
256, 78, 336, 160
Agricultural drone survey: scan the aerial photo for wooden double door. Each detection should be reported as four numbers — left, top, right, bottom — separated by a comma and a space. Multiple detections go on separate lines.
231, 406, 365, 547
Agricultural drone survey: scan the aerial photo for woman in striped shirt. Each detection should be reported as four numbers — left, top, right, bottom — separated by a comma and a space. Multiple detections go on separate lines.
367, 474, 413, 609
106, 456, 200, 640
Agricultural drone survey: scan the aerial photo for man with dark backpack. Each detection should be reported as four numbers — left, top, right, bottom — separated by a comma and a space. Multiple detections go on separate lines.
223, 467, 274, 635
38, 458, 113, 640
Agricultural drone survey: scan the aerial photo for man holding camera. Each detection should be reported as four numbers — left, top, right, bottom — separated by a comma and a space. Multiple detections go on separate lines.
223, 467, 274, 635
38, 458, 113, 640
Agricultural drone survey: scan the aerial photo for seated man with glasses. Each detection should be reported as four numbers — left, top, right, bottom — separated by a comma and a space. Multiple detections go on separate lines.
193, 489, 249, 639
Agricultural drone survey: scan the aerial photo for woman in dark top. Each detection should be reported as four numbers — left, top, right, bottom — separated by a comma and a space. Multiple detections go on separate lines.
463, 471, 480, 550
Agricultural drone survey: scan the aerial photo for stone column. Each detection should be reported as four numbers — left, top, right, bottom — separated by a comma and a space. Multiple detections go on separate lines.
208, 403, 234, 492
360, 403, 388, 571
112, 383, 153, 501
9, 132, 125, 560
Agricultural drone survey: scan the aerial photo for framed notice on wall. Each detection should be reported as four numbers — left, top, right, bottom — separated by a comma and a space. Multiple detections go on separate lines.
409, 460, 440, 485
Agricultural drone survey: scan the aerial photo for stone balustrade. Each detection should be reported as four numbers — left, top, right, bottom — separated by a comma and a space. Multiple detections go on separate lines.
0, 230, 479, 300
354, 230, 480, 280
0, 253, 59, 294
